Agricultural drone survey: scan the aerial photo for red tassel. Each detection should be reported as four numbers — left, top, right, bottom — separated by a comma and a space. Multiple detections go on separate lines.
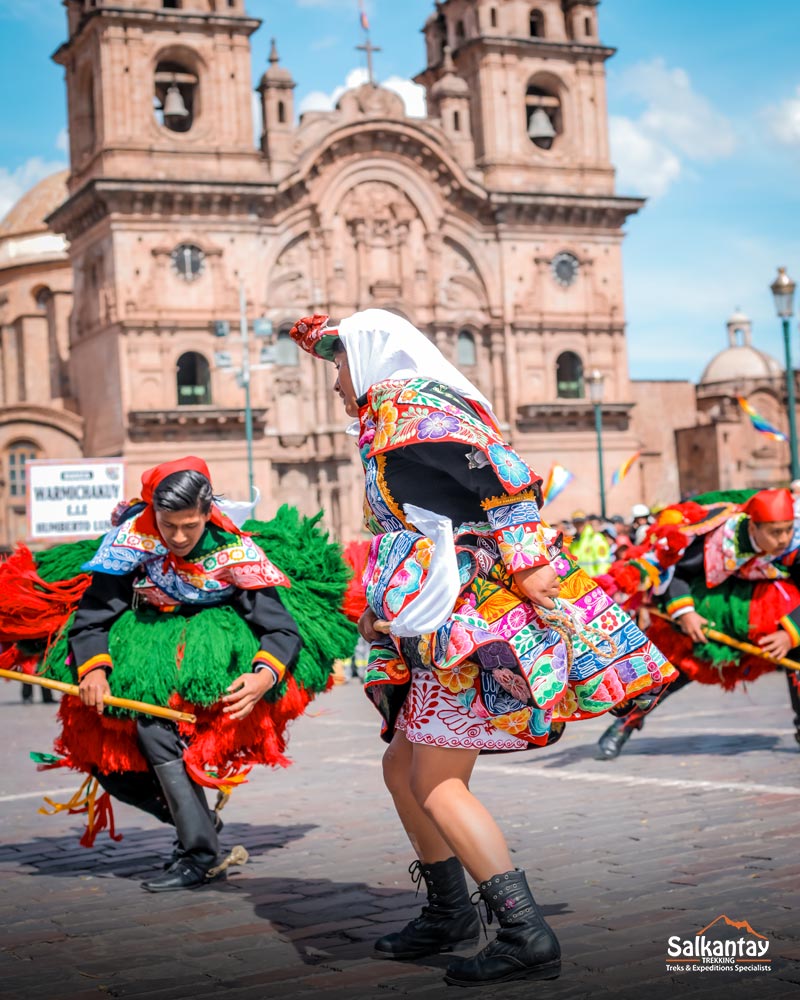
55, 697, 147, 774
0, 545, 90, 643
79, 791, 123, 849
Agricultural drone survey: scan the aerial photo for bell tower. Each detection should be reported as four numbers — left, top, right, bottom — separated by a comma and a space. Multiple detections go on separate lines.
47, 0, 273, 483
54, 0, 263, 191
416, 0, 614, 193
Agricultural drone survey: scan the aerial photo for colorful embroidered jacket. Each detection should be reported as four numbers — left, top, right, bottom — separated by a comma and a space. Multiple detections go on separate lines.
360, 378, 548, 574
70, 510, 302, 683
662, 514, 800, 645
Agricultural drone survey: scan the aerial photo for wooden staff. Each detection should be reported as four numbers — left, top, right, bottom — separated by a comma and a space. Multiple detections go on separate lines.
649, 609, 800, 673
0, 668, 197, 723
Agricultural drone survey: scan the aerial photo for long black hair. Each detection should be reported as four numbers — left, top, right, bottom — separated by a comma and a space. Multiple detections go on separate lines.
152, 470, 214, 514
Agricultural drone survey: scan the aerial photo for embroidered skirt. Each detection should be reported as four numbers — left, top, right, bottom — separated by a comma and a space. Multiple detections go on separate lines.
364, 533, 677, 748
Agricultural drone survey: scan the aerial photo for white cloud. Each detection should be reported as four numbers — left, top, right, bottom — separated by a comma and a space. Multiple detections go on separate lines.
610, 58, 735, 198
762, 85, 800, 147
609, 116, 681, 198
55, 127, 69, 154
298, 67, 426, 119
0, 156, 67, 222
382, 76, 426, 118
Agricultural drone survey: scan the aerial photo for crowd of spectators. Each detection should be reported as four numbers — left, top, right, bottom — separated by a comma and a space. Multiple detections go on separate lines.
558, 505, 654, 576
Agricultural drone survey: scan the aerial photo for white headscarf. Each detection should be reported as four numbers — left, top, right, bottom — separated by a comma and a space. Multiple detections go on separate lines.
337, 309, 494, 415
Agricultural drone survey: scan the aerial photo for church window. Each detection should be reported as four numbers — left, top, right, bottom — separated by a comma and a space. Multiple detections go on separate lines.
34, 287, 52, 311
584, 16, 592, 36
276, 327, 299, 367
277, 100, 286, 124
155, 60, 198, 133
162, 1, 181, 8
551, 252, 580, 287
529, 9, 545, 37
526, 84, 561, 150
7, 441, 39, 498
490, 7, 497, 28
453, 110, 461, 132
556, 352, 584, 399
177, 352, 211, 405
455, 20, 465, 43
457, 330, 477, 367
171, 244, 206, 282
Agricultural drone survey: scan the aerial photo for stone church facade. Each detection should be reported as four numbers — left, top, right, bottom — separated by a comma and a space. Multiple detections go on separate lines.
0, 0, 795, 547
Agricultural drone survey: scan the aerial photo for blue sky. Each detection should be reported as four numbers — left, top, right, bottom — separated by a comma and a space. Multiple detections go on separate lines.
2, 0, 800, 382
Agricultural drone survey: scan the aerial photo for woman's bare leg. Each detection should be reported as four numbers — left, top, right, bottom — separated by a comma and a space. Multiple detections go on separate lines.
408, 743, 513, 883
382, 731, 453, 862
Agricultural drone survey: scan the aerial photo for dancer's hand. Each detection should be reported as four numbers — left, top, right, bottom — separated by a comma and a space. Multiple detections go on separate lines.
79, 669, 110, 715
358, 607, 389, 641
758, 630, 793, 661
222, 671, 274, 720
513, 564, 560, 609
677, 611, 707, 643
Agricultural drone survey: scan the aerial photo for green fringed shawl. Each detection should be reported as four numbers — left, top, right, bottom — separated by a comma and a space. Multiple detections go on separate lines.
691, 488, 758, 506
687, 574, 753, 667
37, 505, 357, 717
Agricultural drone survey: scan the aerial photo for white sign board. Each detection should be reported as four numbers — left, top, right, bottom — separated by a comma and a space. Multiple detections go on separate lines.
28, 459, 126, 540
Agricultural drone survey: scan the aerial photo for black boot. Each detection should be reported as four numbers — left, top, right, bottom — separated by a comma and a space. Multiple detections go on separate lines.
444, 869, 560, 987
164, 804, 225, 870
595, 717, 637, 760
141, 760, 221, 892
374, 857, 480, 960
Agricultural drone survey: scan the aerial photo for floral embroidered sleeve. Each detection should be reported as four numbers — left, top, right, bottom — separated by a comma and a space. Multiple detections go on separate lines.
481, 492, 549, 573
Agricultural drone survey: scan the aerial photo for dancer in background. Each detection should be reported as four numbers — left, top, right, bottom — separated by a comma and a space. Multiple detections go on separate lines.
595, 489, 800, 758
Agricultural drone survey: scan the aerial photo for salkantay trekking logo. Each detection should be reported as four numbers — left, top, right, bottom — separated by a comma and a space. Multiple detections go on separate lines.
666, 915, 771, 974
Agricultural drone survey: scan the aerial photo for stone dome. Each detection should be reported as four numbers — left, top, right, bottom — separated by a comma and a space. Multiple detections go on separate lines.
0, 169, 69, 239
700, 345, 783, 384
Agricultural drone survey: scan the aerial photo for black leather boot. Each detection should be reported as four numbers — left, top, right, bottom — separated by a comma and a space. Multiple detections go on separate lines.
444, 869, 561, 987
164, 797, 225, 869
141, 760, 221, 892
595, 717, 637, 760
374, 857, 480, 960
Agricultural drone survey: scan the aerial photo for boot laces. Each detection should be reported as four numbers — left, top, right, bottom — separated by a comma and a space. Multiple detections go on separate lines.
470, 888, 492, 939
408, 859, 424, 898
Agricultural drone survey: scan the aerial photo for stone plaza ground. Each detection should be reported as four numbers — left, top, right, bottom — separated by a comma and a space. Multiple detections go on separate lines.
1, 671, 799, 1000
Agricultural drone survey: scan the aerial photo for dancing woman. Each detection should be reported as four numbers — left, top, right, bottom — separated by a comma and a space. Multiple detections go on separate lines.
291, 309, 673, 987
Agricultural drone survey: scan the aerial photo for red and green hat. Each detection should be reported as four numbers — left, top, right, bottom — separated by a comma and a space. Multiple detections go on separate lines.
289, 314, 340, 361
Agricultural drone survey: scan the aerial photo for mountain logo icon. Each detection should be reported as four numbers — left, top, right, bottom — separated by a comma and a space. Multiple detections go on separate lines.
696, 915, 767, 939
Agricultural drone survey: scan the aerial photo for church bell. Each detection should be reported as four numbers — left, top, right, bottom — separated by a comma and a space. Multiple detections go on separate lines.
163, 84, 189, 120
527, 107, 556, 141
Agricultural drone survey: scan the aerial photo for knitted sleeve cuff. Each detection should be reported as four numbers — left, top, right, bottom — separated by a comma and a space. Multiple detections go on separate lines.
77, 654, 113, 680
666, 595, 695, 619
252, 650, 287, 683
779, 614, 800, 648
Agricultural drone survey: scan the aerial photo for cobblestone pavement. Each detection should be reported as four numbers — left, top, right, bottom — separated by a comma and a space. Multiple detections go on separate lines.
1, 671, 798, 1000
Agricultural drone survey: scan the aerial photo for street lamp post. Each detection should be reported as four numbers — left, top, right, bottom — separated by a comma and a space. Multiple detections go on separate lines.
213, 284, 274, 515
771, 267, 799, 481
587, 369, 607, 519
